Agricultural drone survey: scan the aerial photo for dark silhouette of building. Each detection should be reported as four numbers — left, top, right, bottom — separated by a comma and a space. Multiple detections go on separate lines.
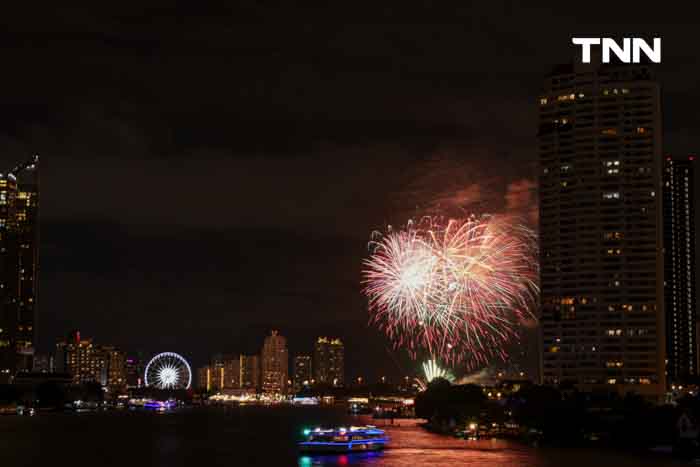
664, 155, 697, 383
240, 354, 260, 391
0, 155, 39, 382
538, 63, 665, 398
126, 352, 146, 387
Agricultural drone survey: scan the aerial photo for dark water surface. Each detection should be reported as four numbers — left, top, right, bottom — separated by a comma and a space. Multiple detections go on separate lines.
0, 407, 683, 466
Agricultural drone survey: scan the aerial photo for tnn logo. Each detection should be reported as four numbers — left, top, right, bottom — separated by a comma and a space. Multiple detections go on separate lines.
572, 38, 661, 63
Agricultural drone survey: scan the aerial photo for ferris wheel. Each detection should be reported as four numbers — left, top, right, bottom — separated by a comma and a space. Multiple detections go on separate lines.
144, 352, 192, 390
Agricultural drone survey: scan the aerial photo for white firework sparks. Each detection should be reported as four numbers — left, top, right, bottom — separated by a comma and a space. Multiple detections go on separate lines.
416, 359, 454, 391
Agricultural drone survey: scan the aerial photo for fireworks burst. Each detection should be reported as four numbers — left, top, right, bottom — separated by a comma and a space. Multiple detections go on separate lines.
416, 359, 455, 391
362, 215, 538, 368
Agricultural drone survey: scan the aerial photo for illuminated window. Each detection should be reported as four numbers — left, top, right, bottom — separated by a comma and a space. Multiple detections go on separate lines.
603, 192, 620, 200
540, 97, 548, 105
601, 128, 617, 136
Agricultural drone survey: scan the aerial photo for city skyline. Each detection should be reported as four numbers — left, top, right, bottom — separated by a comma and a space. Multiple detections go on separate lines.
3, 5, 700, 467
1, 5, 699, 384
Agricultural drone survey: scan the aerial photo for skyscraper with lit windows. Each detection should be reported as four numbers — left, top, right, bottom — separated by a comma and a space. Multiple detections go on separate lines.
55, 331, 104, 385
0, 155, 39, 382
293, 355, 312, 392
261, 330, 288, 393
663, 155, 696, 383
0, 171, 19, 382
13, 156, 39, 372
313, 337, 344, 386
538, 63, 665, 398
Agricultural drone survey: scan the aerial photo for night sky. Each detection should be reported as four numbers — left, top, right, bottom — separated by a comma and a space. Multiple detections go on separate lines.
2, 4, 699, 380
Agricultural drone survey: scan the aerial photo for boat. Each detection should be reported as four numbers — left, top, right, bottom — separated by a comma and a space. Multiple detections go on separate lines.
298, 425, 388, 453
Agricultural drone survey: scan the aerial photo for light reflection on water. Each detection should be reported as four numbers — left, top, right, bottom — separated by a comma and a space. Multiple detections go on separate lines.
298, 419, 681, 467
0, 407, 684, 467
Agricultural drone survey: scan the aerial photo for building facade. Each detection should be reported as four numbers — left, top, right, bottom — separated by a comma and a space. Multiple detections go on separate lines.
197, 354, 241, 392
538, 63, 665, 398
0, 156, 39, 382
239, 354, 260, 391
293, 355, 312, 392
261, 330, 288, 393
13, 157, 39, 373
126, 352, 145, 388
54, 331, 126, 388
0, 172, 19, 383
55, 331, 105, 385
313, 337, 344, 386
102, 346, 127, 391
663, 156, 697, 383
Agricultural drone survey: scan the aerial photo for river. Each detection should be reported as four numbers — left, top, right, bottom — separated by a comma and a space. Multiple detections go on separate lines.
0, 406, 683, 466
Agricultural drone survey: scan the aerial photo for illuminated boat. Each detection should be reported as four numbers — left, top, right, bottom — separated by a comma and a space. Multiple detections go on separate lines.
298, 426, 388, 453
142, 399, 177, 411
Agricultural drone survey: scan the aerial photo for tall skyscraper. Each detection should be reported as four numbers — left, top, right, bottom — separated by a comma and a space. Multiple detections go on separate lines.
0, 172, 19, 383
313, 337, 344, 386
261, 330, 288, 393
293, 355, 312, 391
663, 156, 697, 383
538, 63, 665, 398
239, 354, 260, 391
0, 155, 39, 382
13, 156, 39, 372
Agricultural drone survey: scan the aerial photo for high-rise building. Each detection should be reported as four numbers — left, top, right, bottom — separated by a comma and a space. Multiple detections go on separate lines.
240, 354, 260, 391
663, 156, 697, 383
293, 355, 312, 392
538, 63, 665, 398
261, 330, 288, 393
54, 331, 126, 388
101, 346, 127, 391
13, 156, 39, 373
55, 331, 105, 385
222, 354, 240, 389
0, 172, 19, 383
313, 337, 344, 386
0, 155, 39, 381
126, 352, 145, 387
197, 354, 241, 392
